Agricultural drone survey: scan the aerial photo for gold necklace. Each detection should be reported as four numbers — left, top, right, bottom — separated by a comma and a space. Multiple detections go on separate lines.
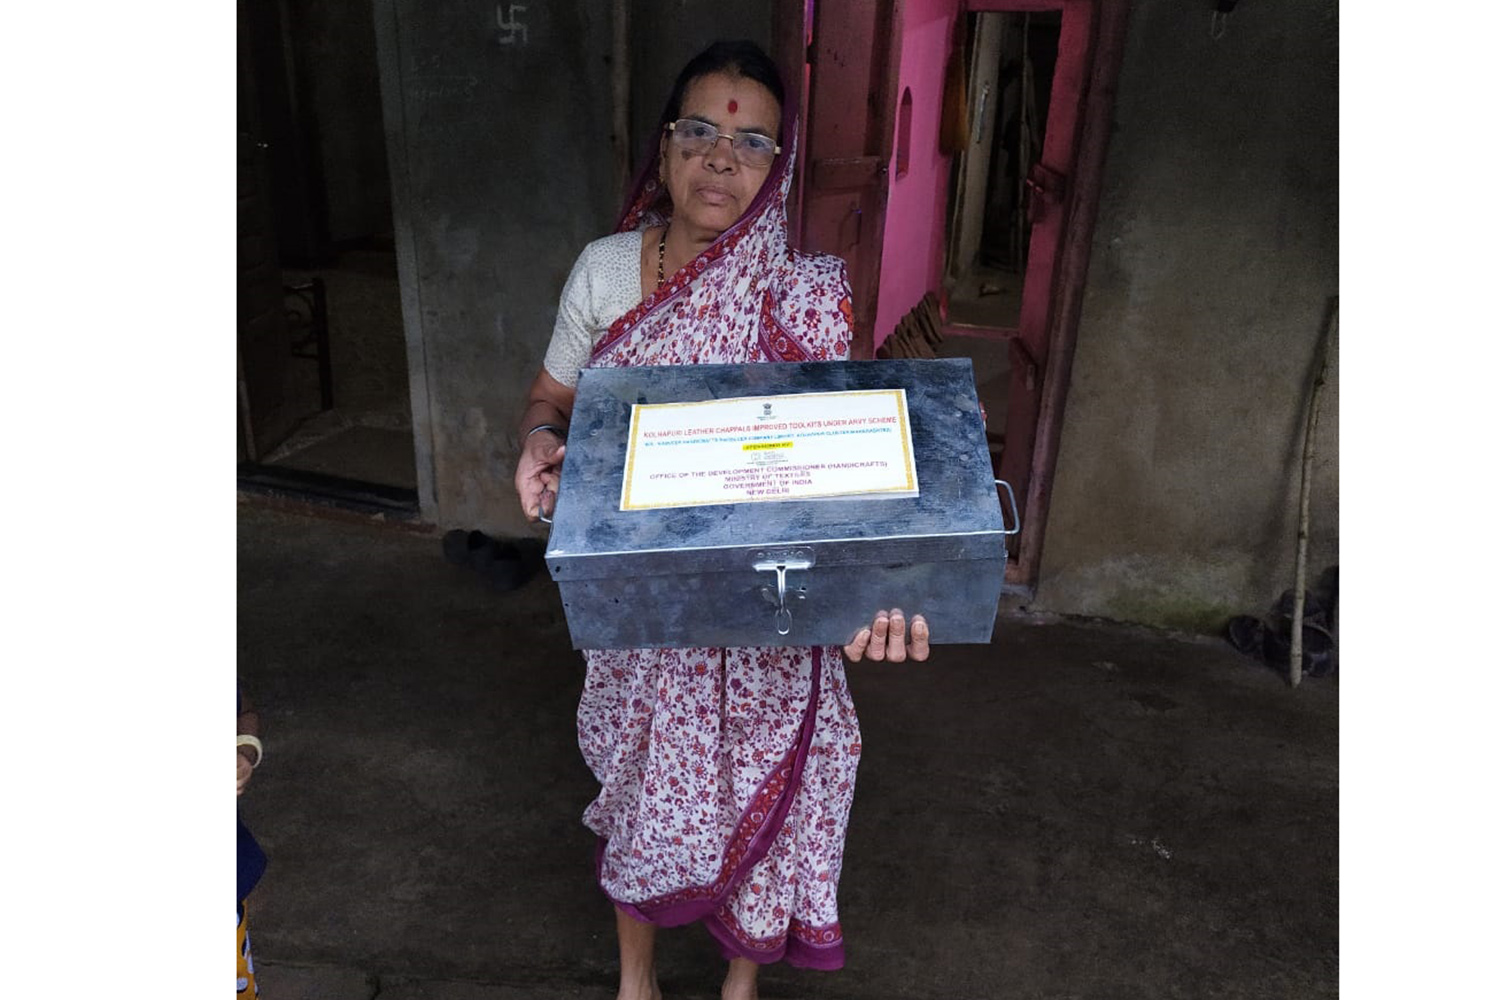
656, 230, 667, 289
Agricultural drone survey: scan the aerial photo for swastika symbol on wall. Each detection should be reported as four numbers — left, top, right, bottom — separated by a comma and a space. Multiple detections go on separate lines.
496, 3, 528, 45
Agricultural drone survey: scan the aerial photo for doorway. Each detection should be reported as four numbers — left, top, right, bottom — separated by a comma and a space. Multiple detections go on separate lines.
944, 9, 1061, 331
796, 0, 1120, 591
936, 7, 1062, 502
237, 0, 417, 510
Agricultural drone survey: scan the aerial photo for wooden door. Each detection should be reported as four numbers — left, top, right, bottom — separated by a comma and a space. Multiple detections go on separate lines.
782, 0, 1125, 591
991, 0, 1096, 516
797, 0, 904, 360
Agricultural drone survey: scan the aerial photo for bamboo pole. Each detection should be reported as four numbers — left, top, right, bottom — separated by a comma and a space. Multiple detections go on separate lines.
1289, 300, 1338, 687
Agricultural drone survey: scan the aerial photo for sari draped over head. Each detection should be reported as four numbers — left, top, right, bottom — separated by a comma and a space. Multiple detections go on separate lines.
575, 126, 861, 970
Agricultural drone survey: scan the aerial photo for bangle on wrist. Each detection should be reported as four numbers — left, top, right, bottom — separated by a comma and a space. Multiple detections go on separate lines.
237, 735, 263, 768
525, 423, 566, 447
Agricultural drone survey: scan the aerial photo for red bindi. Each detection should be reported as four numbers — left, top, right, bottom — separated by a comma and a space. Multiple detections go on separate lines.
727, 99, 738, 113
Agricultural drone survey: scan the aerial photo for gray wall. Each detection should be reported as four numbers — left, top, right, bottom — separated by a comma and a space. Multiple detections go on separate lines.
375, 1, 772, 535
376, 0, 618, 531
1033, 0, 1339, 630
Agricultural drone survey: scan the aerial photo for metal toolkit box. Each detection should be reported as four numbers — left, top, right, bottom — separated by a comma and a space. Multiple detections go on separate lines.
544, 358, 1017, 649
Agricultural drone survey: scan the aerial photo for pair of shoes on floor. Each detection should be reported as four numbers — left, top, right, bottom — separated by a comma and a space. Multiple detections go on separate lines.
442, 529, 543, 591
1225, 604, 1336, 679
1260, 617, 1336, 678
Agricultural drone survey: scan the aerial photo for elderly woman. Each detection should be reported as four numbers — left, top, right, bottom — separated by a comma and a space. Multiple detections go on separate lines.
514, 40, 929, 1000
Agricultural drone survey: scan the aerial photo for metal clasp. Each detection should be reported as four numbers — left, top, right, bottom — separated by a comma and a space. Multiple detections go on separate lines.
753, 548, 815, 636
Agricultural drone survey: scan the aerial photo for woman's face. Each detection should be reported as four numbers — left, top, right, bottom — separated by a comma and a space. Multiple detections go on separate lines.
661, 71, 782, 240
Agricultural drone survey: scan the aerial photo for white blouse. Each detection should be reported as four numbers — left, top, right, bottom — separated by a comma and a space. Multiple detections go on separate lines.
542, 231, 645, 388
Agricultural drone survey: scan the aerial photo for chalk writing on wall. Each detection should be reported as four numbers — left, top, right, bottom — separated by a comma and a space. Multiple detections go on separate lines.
408, 76, 479, 104
495, 4, 528, 46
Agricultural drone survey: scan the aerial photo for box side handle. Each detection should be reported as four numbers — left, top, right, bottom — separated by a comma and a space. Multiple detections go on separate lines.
996, 479, 1022, 536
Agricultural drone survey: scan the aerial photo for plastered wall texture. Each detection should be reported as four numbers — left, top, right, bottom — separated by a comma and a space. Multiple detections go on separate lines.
377, 0, 618, 533
377, 1, 771, 536
874, 0, 957, 345
1034, 0, 1338, 631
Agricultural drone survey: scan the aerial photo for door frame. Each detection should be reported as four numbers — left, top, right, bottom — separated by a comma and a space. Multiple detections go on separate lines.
964, 0, 1097, 591
372, 0, 440, 517
782, 0, 906, 360
984, 0, 1130, 592
780, 0, 1131, 594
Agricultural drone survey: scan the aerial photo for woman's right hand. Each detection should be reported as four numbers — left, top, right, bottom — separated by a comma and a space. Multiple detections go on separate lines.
515, 428, 567, 521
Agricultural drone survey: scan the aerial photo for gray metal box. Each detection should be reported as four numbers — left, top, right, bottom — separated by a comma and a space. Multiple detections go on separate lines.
545, 359, 1014, 649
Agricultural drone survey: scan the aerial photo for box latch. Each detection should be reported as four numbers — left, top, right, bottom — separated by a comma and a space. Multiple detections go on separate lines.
753, 548, 816, 636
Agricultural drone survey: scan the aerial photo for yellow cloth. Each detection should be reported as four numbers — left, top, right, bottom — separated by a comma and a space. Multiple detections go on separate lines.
237, 905, 259, 997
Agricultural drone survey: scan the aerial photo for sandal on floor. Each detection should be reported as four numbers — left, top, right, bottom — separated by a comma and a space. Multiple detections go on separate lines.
442, 528, 493, 567
1226, 615, 1266, 658
475, 537, 545, 592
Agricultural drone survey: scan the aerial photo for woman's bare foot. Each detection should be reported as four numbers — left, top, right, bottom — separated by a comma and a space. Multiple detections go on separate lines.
616, 979, 661, 1000
615, 907, 662, 1000
722, 957, 759, 1000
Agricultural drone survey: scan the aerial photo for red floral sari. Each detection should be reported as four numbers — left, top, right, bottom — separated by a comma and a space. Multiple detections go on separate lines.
576, 130, 860, 969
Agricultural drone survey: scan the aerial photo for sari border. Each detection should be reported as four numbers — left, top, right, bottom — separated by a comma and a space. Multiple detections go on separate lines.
588, 224, 743, 366
590, 123, 798, 368
757, 288, 814, 362
704, 910, 846, 971
596, 647, 826, 928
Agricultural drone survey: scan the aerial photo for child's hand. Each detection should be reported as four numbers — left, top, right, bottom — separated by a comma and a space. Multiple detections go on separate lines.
237, 750, 255, 796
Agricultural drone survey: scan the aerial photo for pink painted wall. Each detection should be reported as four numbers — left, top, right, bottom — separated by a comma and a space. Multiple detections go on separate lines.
872, 0, 960, 348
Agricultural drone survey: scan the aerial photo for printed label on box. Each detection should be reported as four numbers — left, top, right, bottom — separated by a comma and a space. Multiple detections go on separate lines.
620, 389, 919, 510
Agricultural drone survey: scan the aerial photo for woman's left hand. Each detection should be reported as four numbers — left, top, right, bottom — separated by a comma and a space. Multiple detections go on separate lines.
844, 608, 930, 663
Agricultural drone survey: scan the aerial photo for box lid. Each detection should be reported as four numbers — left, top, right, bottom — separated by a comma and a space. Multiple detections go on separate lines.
545, 359, 1003, 578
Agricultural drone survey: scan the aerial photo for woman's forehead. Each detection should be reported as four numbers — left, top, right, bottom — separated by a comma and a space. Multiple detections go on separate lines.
680, 72, 780, 130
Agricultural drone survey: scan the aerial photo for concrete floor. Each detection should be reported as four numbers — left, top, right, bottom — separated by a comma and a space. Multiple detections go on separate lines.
237, 500, 1337, 1000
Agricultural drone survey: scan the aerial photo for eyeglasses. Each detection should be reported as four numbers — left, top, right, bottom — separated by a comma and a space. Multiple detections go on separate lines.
667, 119, 781, 167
